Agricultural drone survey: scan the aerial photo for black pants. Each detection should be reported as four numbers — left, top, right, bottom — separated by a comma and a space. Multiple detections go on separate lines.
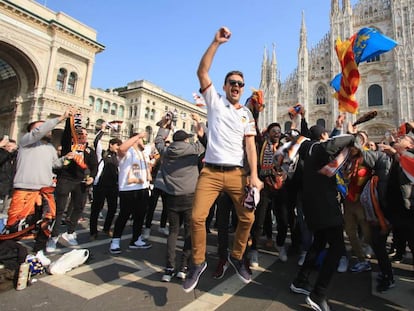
165, 193, 193, 269
113, 189, 149, 244
251, 187, 290, 249
370, 225, 393, 277
53, 178, 85, 236
296, 225, 344, 300
145, 188, 168, 229
215, 192, 234, 259
89, 185, 118, 236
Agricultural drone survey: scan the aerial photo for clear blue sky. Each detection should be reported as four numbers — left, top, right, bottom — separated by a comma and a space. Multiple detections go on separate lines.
37, 0, 358, 103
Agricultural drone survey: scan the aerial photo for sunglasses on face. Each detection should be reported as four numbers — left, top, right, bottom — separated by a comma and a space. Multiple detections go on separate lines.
227, 80, 245, 87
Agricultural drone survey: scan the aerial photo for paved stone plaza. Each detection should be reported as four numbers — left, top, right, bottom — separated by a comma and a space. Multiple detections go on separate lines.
0, 203, 413, 311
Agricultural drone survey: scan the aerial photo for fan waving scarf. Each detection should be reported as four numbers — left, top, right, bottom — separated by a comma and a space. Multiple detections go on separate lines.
331, 28, 398, 114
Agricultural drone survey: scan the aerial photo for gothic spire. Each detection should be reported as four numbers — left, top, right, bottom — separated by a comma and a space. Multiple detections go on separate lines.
331, 0, 339, 14
342, 0, 352, 14
300, 11, 307, 49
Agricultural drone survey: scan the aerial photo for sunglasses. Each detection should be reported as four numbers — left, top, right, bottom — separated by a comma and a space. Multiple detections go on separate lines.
227, 80, 245, 87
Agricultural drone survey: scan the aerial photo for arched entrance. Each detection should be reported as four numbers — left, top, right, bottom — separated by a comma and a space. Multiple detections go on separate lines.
0, 41, 38, 139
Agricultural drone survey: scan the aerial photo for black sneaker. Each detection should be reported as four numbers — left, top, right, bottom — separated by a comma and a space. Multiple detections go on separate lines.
182, 262, 207, 293
161, 268, 176, 282
228, 254, 252, 284
212, 258, 229, 279
128, 237, 152, 249
306, 293, 331, 311
176, 266, 188, 280
376, 277, 395, 293
290, 278, 312, 295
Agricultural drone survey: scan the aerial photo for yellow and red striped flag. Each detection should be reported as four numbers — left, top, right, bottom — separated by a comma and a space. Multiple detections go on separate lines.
333, 34, 360, 114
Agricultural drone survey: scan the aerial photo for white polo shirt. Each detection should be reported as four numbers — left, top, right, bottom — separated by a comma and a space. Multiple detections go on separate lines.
202, 84, 256, 167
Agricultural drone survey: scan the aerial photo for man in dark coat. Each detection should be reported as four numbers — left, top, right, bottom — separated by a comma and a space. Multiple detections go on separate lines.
0, 138, 17, 213
290, 125, 354, 311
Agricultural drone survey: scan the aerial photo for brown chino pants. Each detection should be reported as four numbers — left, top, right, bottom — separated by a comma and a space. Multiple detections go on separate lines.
191, 166, 255, 265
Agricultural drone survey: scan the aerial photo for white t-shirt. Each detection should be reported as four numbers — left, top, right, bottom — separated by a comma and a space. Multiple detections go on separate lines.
118, 147, 150, 191
202, 84, 256, 166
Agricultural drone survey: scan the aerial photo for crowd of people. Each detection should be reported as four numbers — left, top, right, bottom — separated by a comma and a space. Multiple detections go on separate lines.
0, 26, 413, 311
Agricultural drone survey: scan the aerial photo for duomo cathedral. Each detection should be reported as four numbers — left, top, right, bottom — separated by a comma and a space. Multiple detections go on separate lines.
259, 0, 414, 142
0, 0, 413, 144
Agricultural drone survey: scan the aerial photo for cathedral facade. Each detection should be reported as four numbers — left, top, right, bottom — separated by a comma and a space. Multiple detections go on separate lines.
259, 0, 414, 142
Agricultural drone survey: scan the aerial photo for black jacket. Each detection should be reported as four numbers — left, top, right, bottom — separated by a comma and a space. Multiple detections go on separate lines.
386, 149, 414, 226
59, 119, 98, 182
93, 131, 118, 189
299, 134, 355, 231
0, 148, 16, 196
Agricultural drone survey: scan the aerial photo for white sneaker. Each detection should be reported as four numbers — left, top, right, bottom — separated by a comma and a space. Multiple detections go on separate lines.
337, 255, 349, 273
277, 245, 288, 262
249, 250, 259, 268
364, 245, 374, 259
46, 236, 59, 253
158, 227, 169, 236
35, 250, 51, 266
142, 228, 151, 240
61, 232, 78, 246
298, 251, 307, 266
109, 238, 121, 254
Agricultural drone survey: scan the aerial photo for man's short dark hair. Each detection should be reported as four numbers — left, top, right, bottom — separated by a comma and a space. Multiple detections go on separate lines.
266, 122, 281, 133
26, 121, 44, 132
109, 138, 122, 146
224, 70, 244, 85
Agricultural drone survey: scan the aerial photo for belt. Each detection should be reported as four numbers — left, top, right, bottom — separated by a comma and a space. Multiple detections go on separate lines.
205, 163, 242, 171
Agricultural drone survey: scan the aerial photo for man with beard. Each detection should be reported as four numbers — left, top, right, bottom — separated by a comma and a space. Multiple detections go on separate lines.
0, 110, 72, 266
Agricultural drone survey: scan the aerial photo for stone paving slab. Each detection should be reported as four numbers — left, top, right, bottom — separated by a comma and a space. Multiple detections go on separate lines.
0, 205, 412, 311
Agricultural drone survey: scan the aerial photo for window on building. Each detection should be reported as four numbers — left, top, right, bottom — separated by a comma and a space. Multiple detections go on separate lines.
56, 68, 67, 91
316, 86, 327, 105
316, 119, 326, 128
145, 126, 153, 143
103, 101, 110, 114
182, 121, 186, 129
129, 106, 133, 118
165, 106, 169, 112
368, 84, 383, 107
95, 98, 102, 112
67, 72, 77, 94
134, 106, 137, 117
111, 103, 117, 116
366, 55, 380, 63
118, 105, 125, 118
145, 107, 150, 119
150, 109, 155, 120
284, 121, 292, 132
88, 96, 94, 108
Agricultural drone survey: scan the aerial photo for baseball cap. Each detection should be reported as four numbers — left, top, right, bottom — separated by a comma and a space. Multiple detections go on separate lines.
173, 130, 194, 142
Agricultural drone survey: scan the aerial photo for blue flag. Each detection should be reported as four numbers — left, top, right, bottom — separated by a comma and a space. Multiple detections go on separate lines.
354, 27, 398, 64
330, 28, 398, 93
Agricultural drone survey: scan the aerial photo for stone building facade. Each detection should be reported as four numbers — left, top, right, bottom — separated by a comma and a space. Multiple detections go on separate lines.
259, 0, 414, 142
0, 0, 205, 146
